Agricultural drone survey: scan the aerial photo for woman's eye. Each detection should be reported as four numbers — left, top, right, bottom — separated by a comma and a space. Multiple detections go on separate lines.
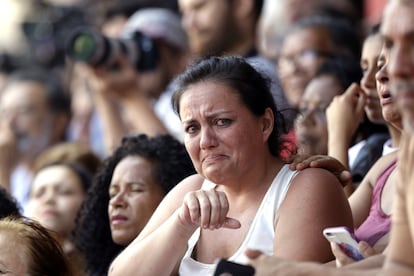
108, 188, 117, 198
130, 184, 145, 193
383, 38, 393, 50
216, 118, 232, 126
60, 190, 74, 195
32, 189, 45, 199
185, 124, 199, 134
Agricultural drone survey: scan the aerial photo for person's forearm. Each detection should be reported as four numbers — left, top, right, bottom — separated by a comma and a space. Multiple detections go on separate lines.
306, 265, 379, 276
93, 92, 127, 155
381, 262, 414, 276
328, 134, 354, 196
328, 136, 350, 170
122, 93, 169, 137
342, 254, 385, 270
254, 260, 380, 276
109, 211, 196, 276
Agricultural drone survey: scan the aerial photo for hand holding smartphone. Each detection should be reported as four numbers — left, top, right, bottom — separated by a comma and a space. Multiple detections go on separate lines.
323, 226, 364, 261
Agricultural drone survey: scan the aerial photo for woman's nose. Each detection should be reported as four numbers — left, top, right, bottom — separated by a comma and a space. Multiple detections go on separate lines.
199, 127, 218, 149
110, 191, 127, 208
361, 67, 376, 91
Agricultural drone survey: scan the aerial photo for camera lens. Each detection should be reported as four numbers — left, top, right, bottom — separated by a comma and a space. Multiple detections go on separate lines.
71, 33, 96, 60
65, 27, 159, 71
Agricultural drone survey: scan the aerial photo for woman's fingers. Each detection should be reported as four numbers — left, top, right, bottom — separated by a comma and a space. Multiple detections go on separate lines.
180, 189, 240, 230
197, 191, 212, 228
216, 191, 230, 228
182, 191, 201, 225
358, 241, 376, 257
330, 242, 355, 267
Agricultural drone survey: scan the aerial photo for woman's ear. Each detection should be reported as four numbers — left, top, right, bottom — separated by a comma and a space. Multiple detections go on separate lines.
261, 107, 274, 142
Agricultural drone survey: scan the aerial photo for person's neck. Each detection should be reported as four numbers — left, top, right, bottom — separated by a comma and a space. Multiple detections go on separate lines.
388, 124, 402, 148
220, 156, 284, 203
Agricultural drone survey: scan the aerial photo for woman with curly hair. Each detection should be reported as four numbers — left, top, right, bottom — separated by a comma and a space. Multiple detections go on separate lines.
74, 134, 195, 275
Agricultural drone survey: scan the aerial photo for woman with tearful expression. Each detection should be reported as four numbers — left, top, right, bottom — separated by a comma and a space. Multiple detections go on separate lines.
109, 56, 353, 276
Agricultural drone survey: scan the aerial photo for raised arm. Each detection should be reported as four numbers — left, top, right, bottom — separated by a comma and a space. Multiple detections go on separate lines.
327, 84, 366, 196
273, 168, 353, 262
326, 83, 366, 168
83, 57, 169, 155
109, 174, 240, 276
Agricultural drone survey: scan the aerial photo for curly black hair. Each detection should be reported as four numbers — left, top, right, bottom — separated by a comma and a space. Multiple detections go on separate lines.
0, 186, 21, 219
73, 134, 195, 275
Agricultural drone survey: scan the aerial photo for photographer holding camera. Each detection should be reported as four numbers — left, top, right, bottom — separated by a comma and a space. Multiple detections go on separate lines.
68, 7, 190, 155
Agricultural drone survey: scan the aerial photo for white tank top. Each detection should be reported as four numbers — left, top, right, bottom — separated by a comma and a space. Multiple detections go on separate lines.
178, 164, 298, 275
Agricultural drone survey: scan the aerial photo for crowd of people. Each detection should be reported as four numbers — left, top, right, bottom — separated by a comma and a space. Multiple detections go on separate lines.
0, 0, 413, 275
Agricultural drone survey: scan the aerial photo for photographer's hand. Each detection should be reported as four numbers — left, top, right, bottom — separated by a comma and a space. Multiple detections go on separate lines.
83, 56, 138, 97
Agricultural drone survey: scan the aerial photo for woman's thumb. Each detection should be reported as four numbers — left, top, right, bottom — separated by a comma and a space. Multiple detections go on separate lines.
245, 249, 263, 260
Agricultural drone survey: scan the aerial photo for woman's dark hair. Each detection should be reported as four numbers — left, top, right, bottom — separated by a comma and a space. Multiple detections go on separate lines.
0, 187, 21, 219
314, 56, 363, 91
292, 14, 362, 61
172, 56, 291, 158
74, 134, 195, 275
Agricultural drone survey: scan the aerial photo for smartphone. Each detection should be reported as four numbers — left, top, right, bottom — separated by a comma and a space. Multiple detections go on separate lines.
323, 226, 364, 261
213, 259, 255, 276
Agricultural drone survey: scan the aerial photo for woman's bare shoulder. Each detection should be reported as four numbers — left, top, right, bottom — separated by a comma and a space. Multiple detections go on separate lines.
286, 167, 347, 200
369, 151, 398, 171
292, 167, 341, 186
361, 151, 399, 187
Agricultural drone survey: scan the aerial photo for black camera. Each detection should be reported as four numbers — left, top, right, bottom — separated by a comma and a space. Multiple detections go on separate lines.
65, 27, 160, 72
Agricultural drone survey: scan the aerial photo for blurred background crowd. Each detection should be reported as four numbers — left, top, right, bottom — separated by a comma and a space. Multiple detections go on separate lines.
0, 0, 399, 275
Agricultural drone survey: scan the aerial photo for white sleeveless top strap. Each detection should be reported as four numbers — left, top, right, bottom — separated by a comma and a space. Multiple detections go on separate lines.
178, 164, 298, 275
